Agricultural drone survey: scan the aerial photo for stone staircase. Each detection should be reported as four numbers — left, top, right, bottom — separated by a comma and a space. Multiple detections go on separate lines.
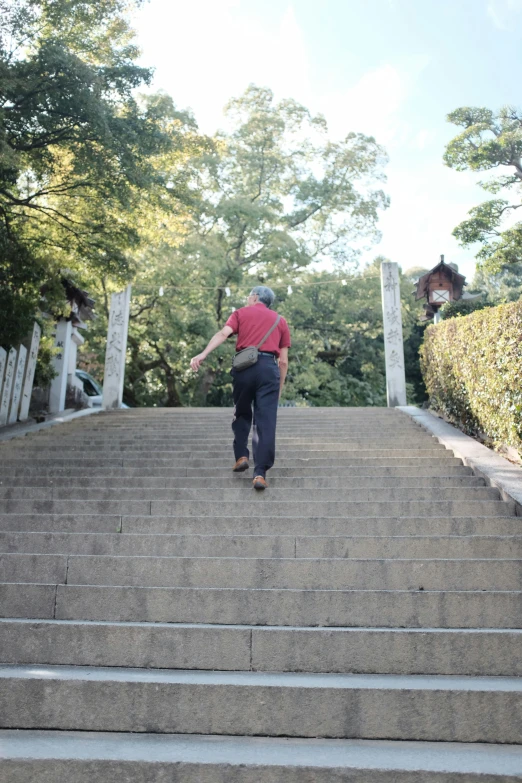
1, 407, 521, 781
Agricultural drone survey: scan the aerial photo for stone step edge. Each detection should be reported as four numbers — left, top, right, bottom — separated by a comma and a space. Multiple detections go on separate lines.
2, 730, 522, 778
4, 617, 522, 633
5, 581, 522, 596
400, 407, 522, 515
3, 662, 522, 690
3, 552, 522, 563
0, 528, 522, 544
4, 729, 522, 783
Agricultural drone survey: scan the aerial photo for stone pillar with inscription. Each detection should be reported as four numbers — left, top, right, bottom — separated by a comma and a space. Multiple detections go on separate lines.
8, 345, 27, 424
0, 348, 17, 426
102, 285, 131, 410
19, 322, 42, 422
380, 261, 407, 407
49, 318, 72, 414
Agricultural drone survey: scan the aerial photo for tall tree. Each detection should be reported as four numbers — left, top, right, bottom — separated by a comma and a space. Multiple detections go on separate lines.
472, 261, 522, 303
0, 0, 201, 347
444, 106, 522, 272
118, 85, 389, 405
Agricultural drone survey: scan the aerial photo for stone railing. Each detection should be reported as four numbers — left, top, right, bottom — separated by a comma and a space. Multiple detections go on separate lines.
0, 323, 41, 427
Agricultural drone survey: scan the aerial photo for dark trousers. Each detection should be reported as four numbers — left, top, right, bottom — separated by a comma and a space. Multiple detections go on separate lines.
231, 354, 280, 477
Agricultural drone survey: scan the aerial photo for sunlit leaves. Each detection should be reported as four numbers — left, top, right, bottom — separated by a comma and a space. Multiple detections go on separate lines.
444, 105, 522, 272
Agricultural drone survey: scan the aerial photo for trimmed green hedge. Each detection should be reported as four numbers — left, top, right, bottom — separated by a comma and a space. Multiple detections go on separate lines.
420, 300, 522, 453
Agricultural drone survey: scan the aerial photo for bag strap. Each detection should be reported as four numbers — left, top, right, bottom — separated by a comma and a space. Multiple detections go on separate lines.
256, 314, 281, 350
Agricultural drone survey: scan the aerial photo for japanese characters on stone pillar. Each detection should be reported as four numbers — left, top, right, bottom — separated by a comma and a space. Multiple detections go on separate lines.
19, 322, 41, 422
49, 318, 72, 414
380, 261, 407, 407
102, 285, 131, 410
8, 345, 27, 424
0, 348, 17, 426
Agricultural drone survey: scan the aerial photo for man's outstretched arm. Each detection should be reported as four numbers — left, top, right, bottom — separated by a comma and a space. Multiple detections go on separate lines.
190, 325, 234, 372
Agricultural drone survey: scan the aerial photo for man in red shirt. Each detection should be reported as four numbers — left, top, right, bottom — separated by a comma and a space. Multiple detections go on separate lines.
190, 286, 291, 489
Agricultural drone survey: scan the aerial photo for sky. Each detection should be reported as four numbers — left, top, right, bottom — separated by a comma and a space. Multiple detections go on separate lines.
131, 0, 522, 281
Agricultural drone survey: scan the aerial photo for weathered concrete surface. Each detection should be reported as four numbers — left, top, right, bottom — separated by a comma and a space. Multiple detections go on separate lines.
1, 665, 521, 743
52, 584, 522, 628
400, 406, 522, 513
0, 407, 521, 778
1, 531, 520, 559
1, 619, 521, 676
2, 731, 522, 783
64, 553, 522, 591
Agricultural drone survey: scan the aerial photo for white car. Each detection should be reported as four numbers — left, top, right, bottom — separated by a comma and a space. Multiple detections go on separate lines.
75, 370, 129, 408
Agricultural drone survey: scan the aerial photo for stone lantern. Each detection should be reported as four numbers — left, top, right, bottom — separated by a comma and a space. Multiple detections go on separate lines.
414, 255, 479, 323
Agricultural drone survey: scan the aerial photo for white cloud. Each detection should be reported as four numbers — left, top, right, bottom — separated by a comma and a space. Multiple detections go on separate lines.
415, 129, 437, 150
311, 60, 430, 148
131, 2, 481, 279
487, 0, 522, 30
132, 0, 311, 133
364, 162, 486, 280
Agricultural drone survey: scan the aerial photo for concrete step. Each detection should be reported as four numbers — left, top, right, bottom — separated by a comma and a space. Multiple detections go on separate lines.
2, 513, 519, 537
0, 456, 464, 469
4, 428, 430, 438
3, 582, 520, 628
7, 438, 444, 453
2, 531, 520, 559
3, 730, 522, 783
0, 514, 122, 533
2, 405, 520, 764
0, 445, 453, 457
148, 499, 515, 517
0, 486, 500, 502
16, 436, 436, 449
0, 463, 473, 479
2, 619, 521, 676
0, 499, 514, 517
0, 449, 454, 465
57, 554, 522, 591
1, 664, 520, 742
0, 553, 67, 583
5, 552, 522, 591
6, 425, 437, 440
0, 475, 485, 489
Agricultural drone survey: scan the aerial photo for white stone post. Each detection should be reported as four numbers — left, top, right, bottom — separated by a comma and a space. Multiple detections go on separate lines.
8, 345, 27, 424
49, 318, 72, 413
19, 322, 41, 422
0, 347, 17, 426
102, 285, 131, 410
0, 347, 6, 404
380, 261, 407, 407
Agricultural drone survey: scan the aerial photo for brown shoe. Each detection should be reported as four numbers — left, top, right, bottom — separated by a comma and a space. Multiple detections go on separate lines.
253, 475, 268, 490
233, 457, 249, 473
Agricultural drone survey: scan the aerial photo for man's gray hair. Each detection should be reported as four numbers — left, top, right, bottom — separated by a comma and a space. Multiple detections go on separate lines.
251, 285, 275, 308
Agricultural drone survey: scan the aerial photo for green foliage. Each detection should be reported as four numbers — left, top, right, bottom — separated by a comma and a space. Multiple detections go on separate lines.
97, 86, 390, 406
79, 258, 428, 409
0, 0, 202, 353
444, 106, 522, 272
420, 302, 522, 452
472, 262, 522, 303
439, 297, 492, 320
32, 332, 58, 389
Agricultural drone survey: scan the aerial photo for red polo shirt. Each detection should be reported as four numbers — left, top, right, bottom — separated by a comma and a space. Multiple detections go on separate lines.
225, 303, 291, 358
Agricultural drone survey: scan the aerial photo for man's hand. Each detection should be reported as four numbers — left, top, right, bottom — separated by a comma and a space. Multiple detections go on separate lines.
190, 353, 206, 372
278, 346, 289, 396
190, 325, 234, 373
